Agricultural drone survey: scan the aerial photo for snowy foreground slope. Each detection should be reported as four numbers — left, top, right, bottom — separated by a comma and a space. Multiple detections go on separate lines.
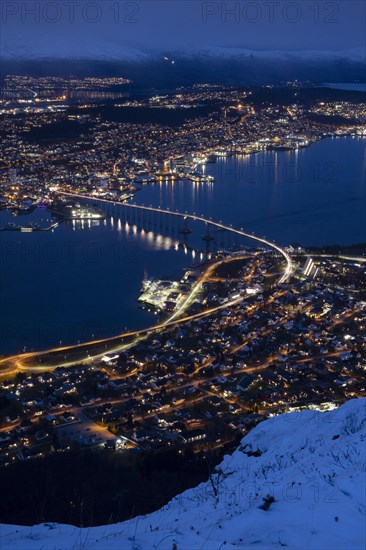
1, 398, 365, 550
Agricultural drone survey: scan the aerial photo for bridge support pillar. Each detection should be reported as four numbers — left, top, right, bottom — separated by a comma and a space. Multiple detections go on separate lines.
202, 223, 214, 242
179, 217, 192, 235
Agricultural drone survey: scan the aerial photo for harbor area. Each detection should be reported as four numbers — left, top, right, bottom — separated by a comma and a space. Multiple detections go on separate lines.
138, 277, 191, 312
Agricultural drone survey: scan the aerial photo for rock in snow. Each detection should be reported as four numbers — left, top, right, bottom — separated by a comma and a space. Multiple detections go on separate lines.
1, 398, 365, 549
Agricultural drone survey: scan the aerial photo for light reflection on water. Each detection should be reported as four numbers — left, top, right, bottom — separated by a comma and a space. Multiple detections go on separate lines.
135, 137, 366, 246
0, 209, 211, 354
1, 137, 365, 354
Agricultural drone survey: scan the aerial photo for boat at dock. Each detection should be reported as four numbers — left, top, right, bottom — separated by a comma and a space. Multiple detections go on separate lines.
49, 200, 106, 220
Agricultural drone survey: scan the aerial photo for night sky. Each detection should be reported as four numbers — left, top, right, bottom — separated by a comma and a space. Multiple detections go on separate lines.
1, 0, 365, 58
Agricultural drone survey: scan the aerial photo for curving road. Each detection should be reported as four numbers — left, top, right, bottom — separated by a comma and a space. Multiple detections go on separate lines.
0, 256, 256, 374
0, 196, 293, 375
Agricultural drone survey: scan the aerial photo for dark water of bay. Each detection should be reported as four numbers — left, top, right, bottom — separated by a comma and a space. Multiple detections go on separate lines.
136, 137, 366, 247
0, 137, 365, 355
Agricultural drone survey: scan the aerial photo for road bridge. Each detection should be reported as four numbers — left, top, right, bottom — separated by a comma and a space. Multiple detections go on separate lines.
0, 195, 293, 375
59, 191, 293, 283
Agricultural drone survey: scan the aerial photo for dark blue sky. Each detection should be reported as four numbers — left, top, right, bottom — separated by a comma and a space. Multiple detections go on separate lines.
1, 1, 365, 57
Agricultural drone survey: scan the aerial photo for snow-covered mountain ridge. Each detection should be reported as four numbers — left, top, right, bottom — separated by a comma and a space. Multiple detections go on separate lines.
171, 46, 366, 62
1, 398, 365, 550
1, 42, 365, 62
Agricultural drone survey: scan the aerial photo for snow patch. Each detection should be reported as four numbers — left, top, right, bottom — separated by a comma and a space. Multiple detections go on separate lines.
1, 398, 365, 549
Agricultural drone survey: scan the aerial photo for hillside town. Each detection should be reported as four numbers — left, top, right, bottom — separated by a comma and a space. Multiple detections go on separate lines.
1, 81, 366, 214
0, 251, 365, 466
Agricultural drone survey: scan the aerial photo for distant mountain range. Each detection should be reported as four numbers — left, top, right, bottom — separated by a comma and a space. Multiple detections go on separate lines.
1, 42, 365, 86
1, 41, 365, 63
0, 41, 149, 62
170, 46, 366, 63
